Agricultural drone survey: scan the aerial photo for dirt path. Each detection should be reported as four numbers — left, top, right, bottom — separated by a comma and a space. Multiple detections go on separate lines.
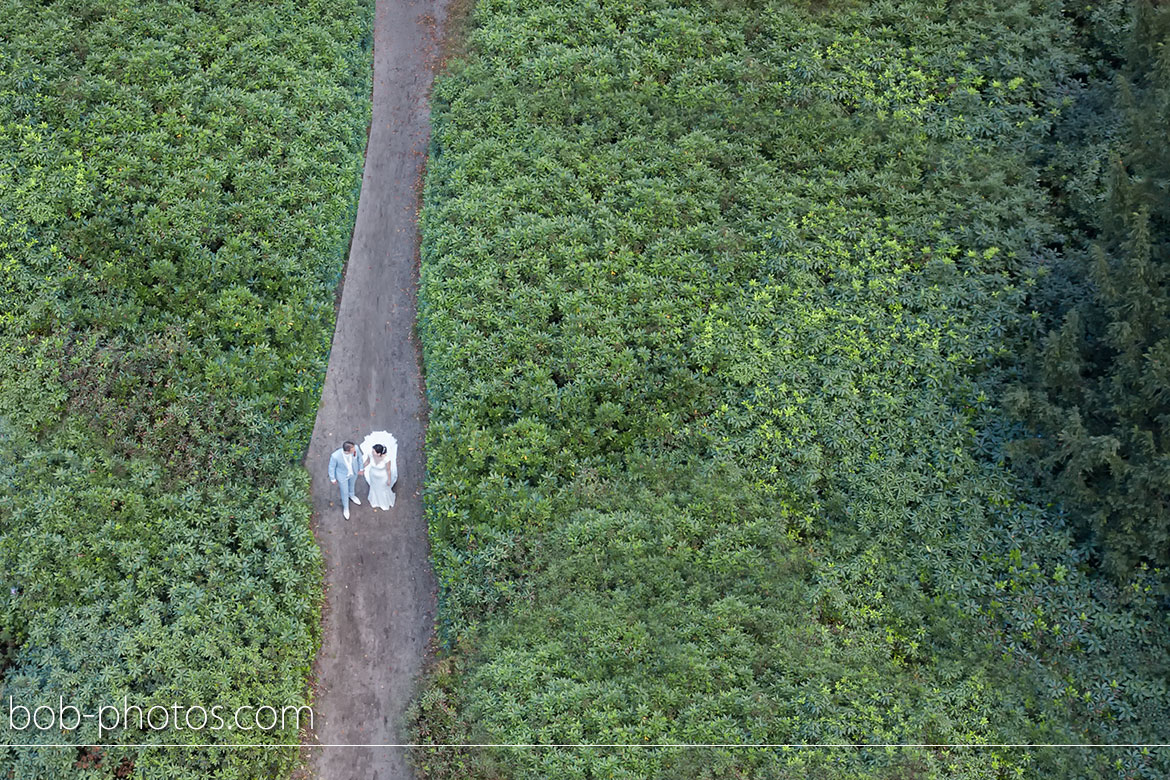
301, 0, 446, 777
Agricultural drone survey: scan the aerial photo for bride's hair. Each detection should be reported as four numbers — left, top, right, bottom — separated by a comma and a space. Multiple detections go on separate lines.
373, 444, 386, 455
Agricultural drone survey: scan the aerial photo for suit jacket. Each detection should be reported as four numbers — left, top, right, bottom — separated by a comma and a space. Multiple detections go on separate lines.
328, 446, 363, 482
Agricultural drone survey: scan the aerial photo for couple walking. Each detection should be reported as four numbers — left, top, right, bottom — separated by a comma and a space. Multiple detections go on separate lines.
328, 433, 397, 520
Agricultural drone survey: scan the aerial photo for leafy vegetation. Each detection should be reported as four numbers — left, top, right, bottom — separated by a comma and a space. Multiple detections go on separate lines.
1008, 0, 1170, 578
412, 0, 1169, 777
0, 1, 373, 776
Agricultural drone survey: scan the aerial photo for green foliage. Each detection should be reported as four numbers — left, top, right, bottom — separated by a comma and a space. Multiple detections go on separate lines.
413, 0, 1170, 777
1008, 1, 1170, 576
0, 1, 374, 776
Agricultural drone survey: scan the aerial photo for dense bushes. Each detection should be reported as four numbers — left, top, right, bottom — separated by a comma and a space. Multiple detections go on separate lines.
413, 0, 1168, 777
0, 1, 373, 777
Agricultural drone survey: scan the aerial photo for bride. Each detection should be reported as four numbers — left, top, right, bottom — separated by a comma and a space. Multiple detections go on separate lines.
363, 443, 396, 510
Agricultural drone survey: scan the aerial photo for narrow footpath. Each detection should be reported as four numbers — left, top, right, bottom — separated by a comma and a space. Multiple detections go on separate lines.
302, 0, 446, 777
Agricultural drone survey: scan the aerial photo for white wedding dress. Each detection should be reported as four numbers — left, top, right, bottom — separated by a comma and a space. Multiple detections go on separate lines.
364, 452, 396, 509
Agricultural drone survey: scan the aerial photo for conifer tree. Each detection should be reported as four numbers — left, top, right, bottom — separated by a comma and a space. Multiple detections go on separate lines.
1013, 0, 1170, 575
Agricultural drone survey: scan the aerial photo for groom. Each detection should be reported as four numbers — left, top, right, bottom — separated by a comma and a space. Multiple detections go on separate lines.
328, 440, 364, 520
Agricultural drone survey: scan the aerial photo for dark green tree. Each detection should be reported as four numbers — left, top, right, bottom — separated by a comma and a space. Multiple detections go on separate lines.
1011, 0, 1170, 575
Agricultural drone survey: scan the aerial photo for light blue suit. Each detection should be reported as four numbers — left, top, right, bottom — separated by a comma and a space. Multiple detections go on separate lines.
328, 446, 364, 507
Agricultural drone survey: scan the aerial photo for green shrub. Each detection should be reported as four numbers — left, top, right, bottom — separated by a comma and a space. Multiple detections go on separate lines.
412, 0, 1169, 777
0, 1, 374, 776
